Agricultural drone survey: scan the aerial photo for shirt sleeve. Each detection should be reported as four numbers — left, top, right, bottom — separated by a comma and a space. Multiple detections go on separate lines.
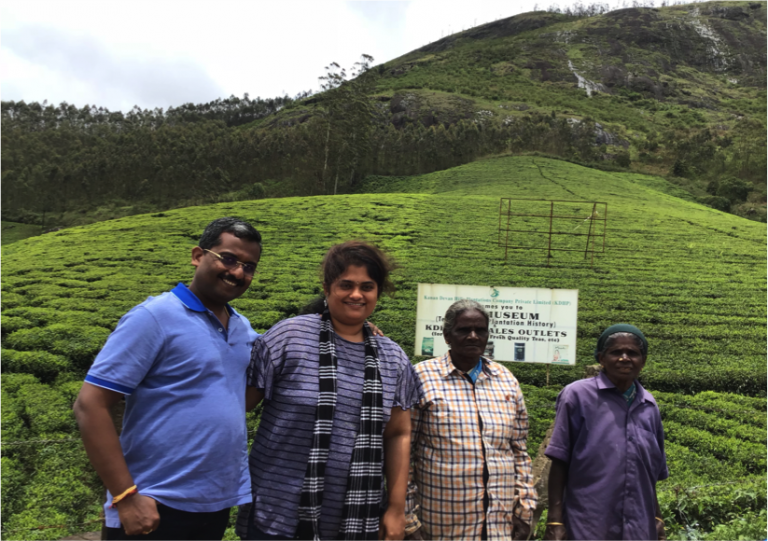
655, 408, 670, 481
510, 382, 537, 523
544, 386, 575, 464
247, 333, 277, 399
393, 351, 423, 411
84, 305, 164, 395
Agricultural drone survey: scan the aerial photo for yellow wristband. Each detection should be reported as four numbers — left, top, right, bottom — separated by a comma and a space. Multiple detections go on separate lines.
111, 485, 138, 508
547, 522, 565, 526
656, 517, 664, 522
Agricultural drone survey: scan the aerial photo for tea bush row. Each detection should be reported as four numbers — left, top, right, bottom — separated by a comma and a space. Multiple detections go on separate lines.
691, 509, 766, 541
694, 390, 766, 409
662, 420, 765, 474
517, 383, 559, 459
1, 349, 71, 382
639, 366, 767, 396
1, 374, 101, 540
4, 325, 111, 369
1, 155, 764, 535
658, 404, 765, 444
653, 390, 766, 427
662, 441, 751, 486
658, 477, 767, 540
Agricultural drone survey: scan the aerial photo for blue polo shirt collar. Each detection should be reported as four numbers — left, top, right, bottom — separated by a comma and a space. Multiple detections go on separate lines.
171, 283, 235, 316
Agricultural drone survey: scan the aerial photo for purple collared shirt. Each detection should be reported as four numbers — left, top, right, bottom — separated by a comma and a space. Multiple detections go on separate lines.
545, 371, 669, 540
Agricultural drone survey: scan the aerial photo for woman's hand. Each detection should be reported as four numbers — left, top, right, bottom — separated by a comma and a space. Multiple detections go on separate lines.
512, 515, 531, 540
656, 518, 666, 540
380, 506, 405, 540
543, 523, 567, 541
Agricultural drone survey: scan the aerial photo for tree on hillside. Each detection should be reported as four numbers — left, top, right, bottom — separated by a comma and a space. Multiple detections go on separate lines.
314, 54, 377, 195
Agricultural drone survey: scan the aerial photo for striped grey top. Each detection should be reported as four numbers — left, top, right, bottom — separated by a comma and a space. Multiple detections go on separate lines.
247, 314, 422, 539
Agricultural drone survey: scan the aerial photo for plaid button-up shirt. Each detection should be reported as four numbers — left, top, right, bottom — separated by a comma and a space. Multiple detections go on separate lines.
406, 353, 537, 541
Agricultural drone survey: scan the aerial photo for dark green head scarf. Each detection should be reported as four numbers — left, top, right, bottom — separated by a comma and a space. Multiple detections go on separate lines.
594, 324, 648, 361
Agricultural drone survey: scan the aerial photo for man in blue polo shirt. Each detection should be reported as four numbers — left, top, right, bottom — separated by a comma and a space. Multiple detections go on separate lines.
74, 217, 263, 540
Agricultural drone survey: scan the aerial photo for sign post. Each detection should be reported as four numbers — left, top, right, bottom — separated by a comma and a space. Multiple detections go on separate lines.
415, 284, 578, 368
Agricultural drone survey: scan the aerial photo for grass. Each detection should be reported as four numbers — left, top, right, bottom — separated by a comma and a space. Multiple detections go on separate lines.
1, 155, 765, 539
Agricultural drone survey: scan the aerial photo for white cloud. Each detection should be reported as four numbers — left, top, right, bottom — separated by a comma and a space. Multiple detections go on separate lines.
0, 0, 617, 111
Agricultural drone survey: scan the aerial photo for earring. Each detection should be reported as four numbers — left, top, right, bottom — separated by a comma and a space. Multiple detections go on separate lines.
323, 298, 328, 307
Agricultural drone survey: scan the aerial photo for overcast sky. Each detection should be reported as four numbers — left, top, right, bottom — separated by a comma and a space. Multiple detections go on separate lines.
2, 0, 627, 112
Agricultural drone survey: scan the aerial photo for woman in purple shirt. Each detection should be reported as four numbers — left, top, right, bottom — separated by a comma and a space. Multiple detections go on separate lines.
544, 324, 669, 541
245, 241, 421, 541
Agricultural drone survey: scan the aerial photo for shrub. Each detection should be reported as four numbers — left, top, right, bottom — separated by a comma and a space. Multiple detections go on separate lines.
614, 150, 631, 167
663, 420, 765, 473
15, 381, 78, 435
703, 508, 767, 540
1, 457, 26, 520
1, 292, 25, 310
659, 403, 765, 444
697, 195, 731, 212
3, 509, 77, 541
1, 316, 34, 334
1, 390, 30, 453
3, 324, 110, 368
1, 373, 41, 395
1, 349, 72, 381
672, 159, 689, 177
642, 367, 766, 396
659, 477, 767, 536
56, 380, 84, 405
707, 177, 752, 203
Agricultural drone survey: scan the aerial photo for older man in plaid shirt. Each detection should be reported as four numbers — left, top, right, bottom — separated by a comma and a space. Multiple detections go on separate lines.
406, 299, 537, 541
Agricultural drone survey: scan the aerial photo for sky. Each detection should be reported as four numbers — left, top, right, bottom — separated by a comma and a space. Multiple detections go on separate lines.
1, 0, 627, 112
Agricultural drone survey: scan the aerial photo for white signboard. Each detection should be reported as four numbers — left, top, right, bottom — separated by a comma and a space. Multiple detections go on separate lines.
415, 283, 578, 365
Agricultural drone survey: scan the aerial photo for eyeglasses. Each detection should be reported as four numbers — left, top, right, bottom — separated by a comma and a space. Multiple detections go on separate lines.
204, 249, 259, 276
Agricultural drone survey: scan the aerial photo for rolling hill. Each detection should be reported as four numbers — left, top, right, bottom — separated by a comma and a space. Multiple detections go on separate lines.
3, 1, 765, 230
2, 155, 765, 539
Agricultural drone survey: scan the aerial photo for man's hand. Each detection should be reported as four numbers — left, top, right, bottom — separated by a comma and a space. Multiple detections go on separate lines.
405, 528, 429, 540
379, 506, 405, 540
512, 515, 531, 540
117, 494, 160, 536
543, 523, 567, 541
656, 518, 666, 540
368, 322, 384, 337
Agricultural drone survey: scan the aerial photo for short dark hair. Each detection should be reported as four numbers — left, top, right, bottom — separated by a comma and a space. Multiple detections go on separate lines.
321, 241, 395, 298
443, 299, 490, 336
199, 217, 262, 251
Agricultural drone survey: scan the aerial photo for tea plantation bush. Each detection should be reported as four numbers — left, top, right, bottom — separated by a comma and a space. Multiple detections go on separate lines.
2, 156, 765, 538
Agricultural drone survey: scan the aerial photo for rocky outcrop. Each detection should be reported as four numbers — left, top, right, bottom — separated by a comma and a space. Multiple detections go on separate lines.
388, 92, 476, 129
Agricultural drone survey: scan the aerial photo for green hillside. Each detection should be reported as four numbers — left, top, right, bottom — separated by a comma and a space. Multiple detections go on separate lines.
2, 156, 765, 538
3, 2, 765, 229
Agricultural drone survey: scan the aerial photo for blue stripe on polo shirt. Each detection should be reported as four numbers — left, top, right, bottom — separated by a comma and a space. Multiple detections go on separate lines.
84, 374, 135, 395
171, 282, 235, 318
171, 282, 206, 312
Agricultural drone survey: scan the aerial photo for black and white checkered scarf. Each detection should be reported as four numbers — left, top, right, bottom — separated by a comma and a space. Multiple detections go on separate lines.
297, 309, 384, 541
